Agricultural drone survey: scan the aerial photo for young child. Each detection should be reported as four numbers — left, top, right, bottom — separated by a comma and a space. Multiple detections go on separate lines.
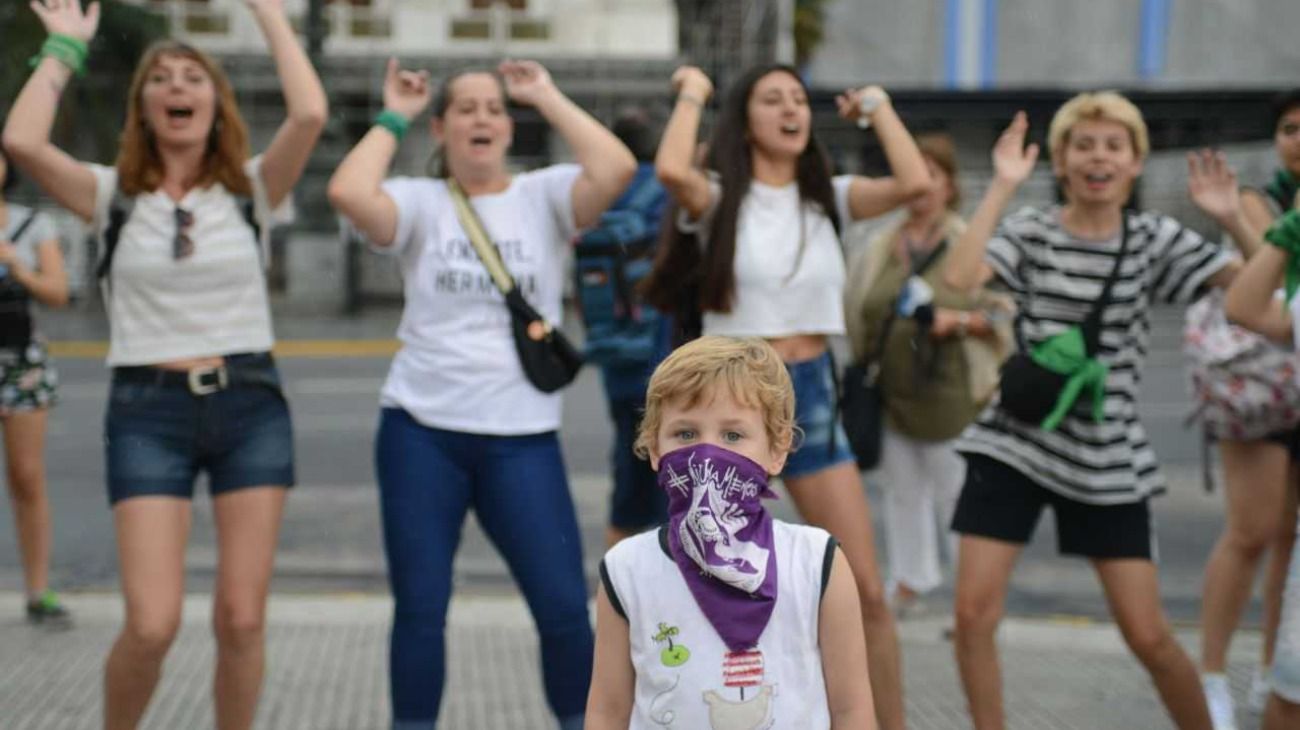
584, 336, 875, 729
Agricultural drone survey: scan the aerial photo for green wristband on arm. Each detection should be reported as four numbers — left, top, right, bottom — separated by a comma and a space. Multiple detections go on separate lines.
28, 33, 89, 77
374, 110, 411, 142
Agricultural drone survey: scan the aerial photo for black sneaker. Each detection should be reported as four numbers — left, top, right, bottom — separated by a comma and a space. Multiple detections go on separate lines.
26, 591, 73, 629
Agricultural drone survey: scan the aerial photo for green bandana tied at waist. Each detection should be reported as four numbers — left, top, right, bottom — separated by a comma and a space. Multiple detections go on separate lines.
1029, 327, 1108, 431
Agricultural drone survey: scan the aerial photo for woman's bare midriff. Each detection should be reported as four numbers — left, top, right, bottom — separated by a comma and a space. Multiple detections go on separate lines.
766, 334, 827, 363
153, 356, 226, 372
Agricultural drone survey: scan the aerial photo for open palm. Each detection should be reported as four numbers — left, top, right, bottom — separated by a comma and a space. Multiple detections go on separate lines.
991, 111, 1039, 185
30, 0, 100, 43
1187, 149, 1240, 224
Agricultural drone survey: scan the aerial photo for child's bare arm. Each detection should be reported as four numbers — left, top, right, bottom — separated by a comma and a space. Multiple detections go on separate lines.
584, 584, 636, 729
820, 547, 877, 729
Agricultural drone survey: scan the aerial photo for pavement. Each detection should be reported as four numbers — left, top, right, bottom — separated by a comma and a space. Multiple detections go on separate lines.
0, 303, 1286, 728
0, 590, 1274, 730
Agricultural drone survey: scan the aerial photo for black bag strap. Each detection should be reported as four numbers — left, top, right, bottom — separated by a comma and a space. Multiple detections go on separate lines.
1011, 213, 1131, 356
97, 188, 261, 281
862, 239, 949, 383
6, 210, 38, 247
1080, 212, 1132, 356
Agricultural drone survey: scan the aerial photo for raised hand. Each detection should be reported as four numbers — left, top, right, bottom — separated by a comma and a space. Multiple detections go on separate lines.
382, 58, 432, 121
499, 60, 557, 107
29, 0, 100, 43
991, 111, 1040, 187
835, 85, 890, 125
670, 66, 713, 102
1187, 148, 1241, 225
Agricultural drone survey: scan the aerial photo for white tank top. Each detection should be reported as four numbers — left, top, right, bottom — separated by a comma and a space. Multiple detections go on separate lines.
602, 520, 836, 730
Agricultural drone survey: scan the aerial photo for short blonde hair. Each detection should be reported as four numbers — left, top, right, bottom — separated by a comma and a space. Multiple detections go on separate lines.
1048, 91, 1150, 163
634, 337, 796, 460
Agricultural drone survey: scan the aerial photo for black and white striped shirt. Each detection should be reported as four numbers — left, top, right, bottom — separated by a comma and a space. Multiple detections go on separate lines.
958, 206, 1235, 505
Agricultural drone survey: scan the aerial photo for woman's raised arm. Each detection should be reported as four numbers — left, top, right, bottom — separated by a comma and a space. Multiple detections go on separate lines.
1, 0, 102, 223
244, 0, 328, 209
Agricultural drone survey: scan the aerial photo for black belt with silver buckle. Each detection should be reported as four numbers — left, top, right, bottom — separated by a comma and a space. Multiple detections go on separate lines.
112, 353, 278, 396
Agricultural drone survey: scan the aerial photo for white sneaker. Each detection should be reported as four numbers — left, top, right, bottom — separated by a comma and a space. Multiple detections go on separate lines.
1246, 666, 1271, 715
1202, 673, 1238, 730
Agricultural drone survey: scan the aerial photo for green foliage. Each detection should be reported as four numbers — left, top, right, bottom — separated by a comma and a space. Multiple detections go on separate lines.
0, 1, 166, 164
794, 0, 829, 68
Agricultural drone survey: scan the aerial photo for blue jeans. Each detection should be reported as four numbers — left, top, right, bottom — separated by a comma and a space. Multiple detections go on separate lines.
375, 408, 592, 728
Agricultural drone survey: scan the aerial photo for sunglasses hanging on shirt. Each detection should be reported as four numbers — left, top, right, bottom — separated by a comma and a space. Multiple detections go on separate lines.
173, 206, 195, 260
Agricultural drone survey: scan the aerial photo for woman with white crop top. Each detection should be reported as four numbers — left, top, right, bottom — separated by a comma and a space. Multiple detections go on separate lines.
642, 63, 931, 730
327, 59, 635, 730
2, 1, 326, 728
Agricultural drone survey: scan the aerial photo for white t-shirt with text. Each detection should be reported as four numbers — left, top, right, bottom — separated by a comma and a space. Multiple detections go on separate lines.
371, 165, 580, 435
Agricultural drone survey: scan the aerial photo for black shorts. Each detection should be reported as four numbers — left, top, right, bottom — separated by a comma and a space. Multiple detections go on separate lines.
951, 454, 1156, 560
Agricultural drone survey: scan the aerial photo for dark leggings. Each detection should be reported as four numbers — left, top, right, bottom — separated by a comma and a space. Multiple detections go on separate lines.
375, 408, 593, 727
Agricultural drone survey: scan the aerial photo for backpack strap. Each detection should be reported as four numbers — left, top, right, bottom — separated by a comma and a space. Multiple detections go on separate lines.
97, 187, 135, 281
6, 210, 38, 246
622, 173, 663, 217
96, 190, 263, 280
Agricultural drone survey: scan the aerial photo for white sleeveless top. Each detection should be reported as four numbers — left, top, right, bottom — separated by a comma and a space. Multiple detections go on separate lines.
602, 520, 837, 730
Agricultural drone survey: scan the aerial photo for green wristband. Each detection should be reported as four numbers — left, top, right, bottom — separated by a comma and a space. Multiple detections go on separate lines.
28, 33, 89, 77
374, 110, 410, 142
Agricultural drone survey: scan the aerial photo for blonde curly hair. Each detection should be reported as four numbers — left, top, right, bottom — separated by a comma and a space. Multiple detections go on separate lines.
634, 336, 797, 461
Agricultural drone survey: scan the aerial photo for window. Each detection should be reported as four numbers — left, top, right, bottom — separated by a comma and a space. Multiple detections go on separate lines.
451, 0, 548, 41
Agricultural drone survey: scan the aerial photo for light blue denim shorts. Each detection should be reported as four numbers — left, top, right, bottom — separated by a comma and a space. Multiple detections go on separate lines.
782, 351, 855, 479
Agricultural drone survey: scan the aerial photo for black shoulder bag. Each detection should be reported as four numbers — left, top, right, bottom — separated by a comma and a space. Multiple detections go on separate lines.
448, 179, 583, 393
997, 214, 1130, 428
840, 241, 948, 470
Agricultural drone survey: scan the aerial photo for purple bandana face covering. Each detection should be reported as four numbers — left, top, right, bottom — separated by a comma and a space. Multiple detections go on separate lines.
659, 443, 778, 652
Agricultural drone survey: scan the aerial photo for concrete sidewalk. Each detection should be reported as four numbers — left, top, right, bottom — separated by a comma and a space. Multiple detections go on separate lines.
0, 591, 1270, 730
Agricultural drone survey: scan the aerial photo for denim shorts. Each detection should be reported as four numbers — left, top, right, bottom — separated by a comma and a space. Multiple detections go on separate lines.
1274, 523, 1300, 703
105, 354, 295, 505
782, 350, 855, 479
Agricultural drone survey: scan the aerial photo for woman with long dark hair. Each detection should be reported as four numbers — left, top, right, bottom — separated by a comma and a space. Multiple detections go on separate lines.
642, 63, 931, 730
3, 1, 326, 727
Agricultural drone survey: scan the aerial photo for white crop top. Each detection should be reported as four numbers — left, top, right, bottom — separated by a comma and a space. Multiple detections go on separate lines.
679, 175, 854, 338
88, 157, 292, 366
